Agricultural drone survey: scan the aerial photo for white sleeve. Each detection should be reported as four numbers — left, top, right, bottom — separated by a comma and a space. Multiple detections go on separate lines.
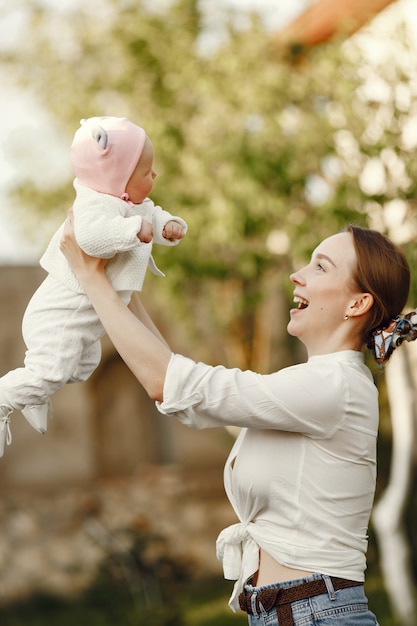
150, 204, 188, 246
156, 354, 347, 438
73, 194, 142, 258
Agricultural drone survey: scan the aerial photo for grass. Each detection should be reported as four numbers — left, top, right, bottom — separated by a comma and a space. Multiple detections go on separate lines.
0, 566, 401, 626
0, 573, 246, 626
0, 529, 412, 626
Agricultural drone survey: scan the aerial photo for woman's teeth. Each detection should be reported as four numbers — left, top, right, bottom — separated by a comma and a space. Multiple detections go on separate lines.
294, 296, 309, 309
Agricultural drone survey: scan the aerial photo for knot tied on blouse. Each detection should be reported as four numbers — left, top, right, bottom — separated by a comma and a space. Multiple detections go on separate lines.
216, 522, 260, 612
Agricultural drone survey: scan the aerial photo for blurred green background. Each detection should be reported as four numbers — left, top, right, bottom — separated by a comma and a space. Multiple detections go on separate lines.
0, 0, 416, 624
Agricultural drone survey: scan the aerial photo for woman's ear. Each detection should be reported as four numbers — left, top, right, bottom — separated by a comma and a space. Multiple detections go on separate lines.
348, 293, 374, 318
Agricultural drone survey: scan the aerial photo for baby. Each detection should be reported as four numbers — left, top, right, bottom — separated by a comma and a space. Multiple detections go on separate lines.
0, 116, 187, 456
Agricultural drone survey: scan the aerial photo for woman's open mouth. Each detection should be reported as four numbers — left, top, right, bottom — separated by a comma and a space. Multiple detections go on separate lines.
293, 296, 309, 310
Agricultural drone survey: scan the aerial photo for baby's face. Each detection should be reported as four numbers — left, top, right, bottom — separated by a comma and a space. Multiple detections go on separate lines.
125, 136, 157, 203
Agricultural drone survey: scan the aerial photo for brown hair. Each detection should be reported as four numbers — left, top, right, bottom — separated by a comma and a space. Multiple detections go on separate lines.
345, 225, 410, 348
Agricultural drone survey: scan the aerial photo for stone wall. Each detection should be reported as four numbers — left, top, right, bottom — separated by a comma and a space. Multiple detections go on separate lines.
0, 266, 233, 487
0, 466, 236, 606
0, 266, 237, 607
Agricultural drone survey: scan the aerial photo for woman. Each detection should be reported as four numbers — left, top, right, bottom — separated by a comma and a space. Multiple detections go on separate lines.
60, 215, 413, 626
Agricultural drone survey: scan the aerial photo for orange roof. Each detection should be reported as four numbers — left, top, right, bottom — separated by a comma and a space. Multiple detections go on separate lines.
275, 0, 396, 47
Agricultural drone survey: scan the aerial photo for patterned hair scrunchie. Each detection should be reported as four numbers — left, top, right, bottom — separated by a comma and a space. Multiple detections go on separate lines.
368, 310, 417, 365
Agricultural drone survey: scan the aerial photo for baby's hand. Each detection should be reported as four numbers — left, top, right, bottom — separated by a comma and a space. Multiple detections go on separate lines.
138, 220, 153, 243
163, 220, 186, 242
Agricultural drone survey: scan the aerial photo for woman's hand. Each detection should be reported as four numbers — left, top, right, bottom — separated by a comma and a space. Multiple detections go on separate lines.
60, 208, 106, 282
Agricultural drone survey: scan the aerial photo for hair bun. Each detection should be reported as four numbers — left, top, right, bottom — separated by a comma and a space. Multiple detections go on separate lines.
368, 310, 417, 365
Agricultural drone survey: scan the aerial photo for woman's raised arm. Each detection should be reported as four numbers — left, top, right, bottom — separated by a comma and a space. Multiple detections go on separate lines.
60, 210, 172, 401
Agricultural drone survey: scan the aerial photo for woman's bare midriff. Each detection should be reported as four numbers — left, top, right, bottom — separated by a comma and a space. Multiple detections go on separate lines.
254, 548, 313, 587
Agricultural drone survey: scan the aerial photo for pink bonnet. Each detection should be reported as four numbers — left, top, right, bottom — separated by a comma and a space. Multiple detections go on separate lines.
70, 116, 146, 198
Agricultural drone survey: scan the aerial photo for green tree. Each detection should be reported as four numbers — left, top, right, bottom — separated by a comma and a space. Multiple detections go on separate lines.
2, 1, 417, 371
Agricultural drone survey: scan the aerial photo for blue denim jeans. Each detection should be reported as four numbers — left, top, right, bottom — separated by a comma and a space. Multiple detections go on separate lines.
243, 573, 379, 625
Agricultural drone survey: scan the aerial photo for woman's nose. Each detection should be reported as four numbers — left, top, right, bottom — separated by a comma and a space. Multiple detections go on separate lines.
290, 268, 306, 285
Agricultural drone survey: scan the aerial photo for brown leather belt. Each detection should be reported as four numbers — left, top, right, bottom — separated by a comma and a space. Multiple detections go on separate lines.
239, 576, 362, 626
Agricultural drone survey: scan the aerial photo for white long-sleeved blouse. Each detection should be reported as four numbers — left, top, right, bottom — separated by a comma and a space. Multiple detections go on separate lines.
157, 350, 379, 611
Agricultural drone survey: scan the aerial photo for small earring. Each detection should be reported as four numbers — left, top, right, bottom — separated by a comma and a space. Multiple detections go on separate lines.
344, 314, 349, 321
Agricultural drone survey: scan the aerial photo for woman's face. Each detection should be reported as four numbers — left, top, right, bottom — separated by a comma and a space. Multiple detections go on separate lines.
288, 232, 366, 356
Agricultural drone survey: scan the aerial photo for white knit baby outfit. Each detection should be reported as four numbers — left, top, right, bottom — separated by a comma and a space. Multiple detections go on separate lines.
0, 182, 186, 453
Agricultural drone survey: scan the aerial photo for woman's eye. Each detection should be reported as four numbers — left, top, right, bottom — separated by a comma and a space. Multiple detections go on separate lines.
317, 263, 325, 271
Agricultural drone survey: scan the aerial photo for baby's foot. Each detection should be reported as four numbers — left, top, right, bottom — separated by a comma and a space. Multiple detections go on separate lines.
0, 405, 12, 457
21, 401, 51, 434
